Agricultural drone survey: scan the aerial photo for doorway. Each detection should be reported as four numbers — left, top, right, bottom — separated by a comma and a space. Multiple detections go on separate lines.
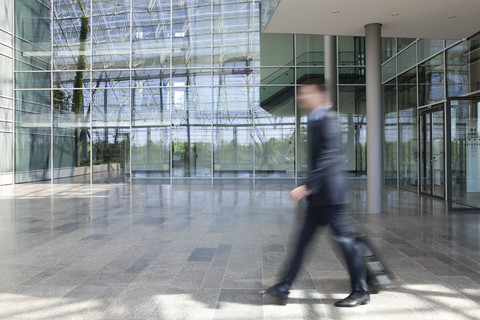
419, 105, 445, 198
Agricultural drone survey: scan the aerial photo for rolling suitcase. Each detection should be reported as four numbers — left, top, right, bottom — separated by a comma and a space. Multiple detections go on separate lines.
356, 235, 392, 286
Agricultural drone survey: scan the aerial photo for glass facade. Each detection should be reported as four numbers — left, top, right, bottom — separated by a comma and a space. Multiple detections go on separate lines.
0, 0, 14, 184
14, 0, 361, 184
382, 34, 480, 209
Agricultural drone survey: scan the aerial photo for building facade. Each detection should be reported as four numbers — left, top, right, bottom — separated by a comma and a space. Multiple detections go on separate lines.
1, 0, 479, 209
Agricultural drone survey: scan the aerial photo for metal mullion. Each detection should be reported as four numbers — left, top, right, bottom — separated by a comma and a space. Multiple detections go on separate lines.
169, 0, 173, 184
50, 0, 54, 184
90, 0, 93, 185
294, 33, 297, 185
129, 0, 133, 184
210, 0, 214, 184
12, 0, 15, 184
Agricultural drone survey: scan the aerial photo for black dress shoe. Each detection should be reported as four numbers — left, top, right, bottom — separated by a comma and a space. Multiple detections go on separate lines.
334, 292, 370, 307
265, 283, 289, 300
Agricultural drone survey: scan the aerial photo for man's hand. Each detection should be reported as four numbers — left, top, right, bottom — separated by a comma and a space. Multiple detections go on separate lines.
289, 185, 310, 202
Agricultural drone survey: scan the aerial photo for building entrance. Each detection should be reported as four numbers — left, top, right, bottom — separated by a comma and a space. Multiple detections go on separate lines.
420, 105, 445, 198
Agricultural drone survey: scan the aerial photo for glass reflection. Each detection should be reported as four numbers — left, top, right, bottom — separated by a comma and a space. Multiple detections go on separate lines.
53, 89, 90, 184
213, 87, 254, 177
255, 87, 295, 178
384, 79, 397, 186
450, 99, 480, 208
398, 69, 418, 191
92, 128, 130, 183
91, 0, 130, 69
132, 127, 170, 178
53, 0, 91, 70
338, 86, 366, 176
419, 53, 444, 106
15, 90, 51, 183
172, 0, 212, 68
132, 0, 171, 69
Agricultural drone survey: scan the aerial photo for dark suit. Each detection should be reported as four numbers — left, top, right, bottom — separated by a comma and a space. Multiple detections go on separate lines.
281, 107, 369, 295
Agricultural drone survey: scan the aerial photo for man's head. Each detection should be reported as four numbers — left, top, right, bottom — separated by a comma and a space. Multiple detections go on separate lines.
297, 78, 331, 113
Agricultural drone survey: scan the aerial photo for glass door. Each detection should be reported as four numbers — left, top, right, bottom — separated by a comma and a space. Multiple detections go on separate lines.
420, 105, 445, 198
448, 97, 480, 210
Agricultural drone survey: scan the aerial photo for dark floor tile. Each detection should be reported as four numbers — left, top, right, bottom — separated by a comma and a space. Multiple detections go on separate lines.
188, 248, 217, 262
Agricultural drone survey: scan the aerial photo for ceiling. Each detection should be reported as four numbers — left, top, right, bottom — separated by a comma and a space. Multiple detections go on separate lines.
263, 0, 480, 40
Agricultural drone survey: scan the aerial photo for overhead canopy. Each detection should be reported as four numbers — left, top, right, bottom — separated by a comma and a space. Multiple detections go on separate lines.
263, 0, 480, 39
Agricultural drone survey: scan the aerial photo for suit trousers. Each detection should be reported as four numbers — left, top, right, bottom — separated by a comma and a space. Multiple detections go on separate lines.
281, 203, 369, 294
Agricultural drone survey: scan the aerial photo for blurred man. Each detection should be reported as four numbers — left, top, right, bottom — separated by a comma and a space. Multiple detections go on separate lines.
265, 78, 370, 307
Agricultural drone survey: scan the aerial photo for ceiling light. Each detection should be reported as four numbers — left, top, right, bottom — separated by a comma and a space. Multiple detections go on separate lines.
332, 10, 340, 14
391, 13, 399, 16
447, 15, 456, 19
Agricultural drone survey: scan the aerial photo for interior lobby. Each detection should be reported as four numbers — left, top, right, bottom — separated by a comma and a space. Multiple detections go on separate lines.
1, 0, 480, 319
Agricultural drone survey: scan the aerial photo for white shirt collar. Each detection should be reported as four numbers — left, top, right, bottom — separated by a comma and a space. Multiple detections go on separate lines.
308, 105, 332, 121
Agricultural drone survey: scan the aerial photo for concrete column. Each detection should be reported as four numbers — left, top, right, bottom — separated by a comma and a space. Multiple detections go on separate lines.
324, 35, 337, 109
365, 23, 383, 214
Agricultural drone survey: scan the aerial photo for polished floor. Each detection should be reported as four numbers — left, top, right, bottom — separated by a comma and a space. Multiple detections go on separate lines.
0, 182, 479, 320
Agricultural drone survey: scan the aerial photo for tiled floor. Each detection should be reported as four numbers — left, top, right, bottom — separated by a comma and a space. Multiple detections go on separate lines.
0, 182, 479, 320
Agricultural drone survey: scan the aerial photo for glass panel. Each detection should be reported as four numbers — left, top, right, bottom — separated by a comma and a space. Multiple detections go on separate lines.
296, 67, 324, 83
260, 68, 294, 85
92, 128, 130, 183
398, 68, 418, 192
0, 54, 13, 96
446, 41, 469, 97
91, 0, 130, 69
296, 114, 308, 179
468, 33, 480, 93
432, 109, 444, 197
382, 37, 396, 62
213, 87, 254, 177
15, 0, 50, 71
0, 132, 13, 173
54, 71, 91, 89
172, 0, 211, 68
132, 0, 171, 69
384, 79, 397, 186
131, 126, 170, 178
213, 1, 256, 68
338, 86, 366, 176
420, 112, 431, 193
53, 89, 90, 184
91, 88, 130, 184
92, 71, 131, 88
338, 36, 365, 66
255, 86, 295, 178
450, 99, 480, 208
171, 85, 212, 177
133, 69, 170, 87
15, 72, 51, 89
418, 39, 444, 62
398, 38, 415, 51
1, 0, 13, 32
92, 88, 130, 128
259, 33, 293, 66
419, 53, 444, 106
338, 67, 365, 84
132, 86, 170, 127
172, 68, 212, 86
296, 34, 323, 66
382, 57, 396, 82
172, 126, 212, 178
53, 0, 92, 71
398, 44, 416, 74
213, 68, 255, 86
15, 90, 51, 183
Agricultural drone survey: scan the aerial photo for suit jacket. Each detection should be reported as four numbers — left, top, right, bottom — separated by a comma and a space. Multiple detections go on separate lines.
303, 108, 348, 207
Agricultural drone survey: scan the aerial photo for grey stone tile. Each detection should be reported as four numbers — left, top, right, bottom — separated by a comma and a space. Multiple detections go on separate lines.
188, 248, 217, 262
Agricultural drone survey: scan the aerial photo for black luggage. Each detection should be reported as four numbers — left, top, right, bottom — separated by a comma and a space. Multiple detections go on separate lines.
356, 235, 392, 286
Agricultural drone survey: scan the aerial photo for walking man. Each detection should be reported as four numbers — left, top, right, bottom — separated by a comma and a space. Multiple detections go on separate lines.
265, 78, 370, 307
